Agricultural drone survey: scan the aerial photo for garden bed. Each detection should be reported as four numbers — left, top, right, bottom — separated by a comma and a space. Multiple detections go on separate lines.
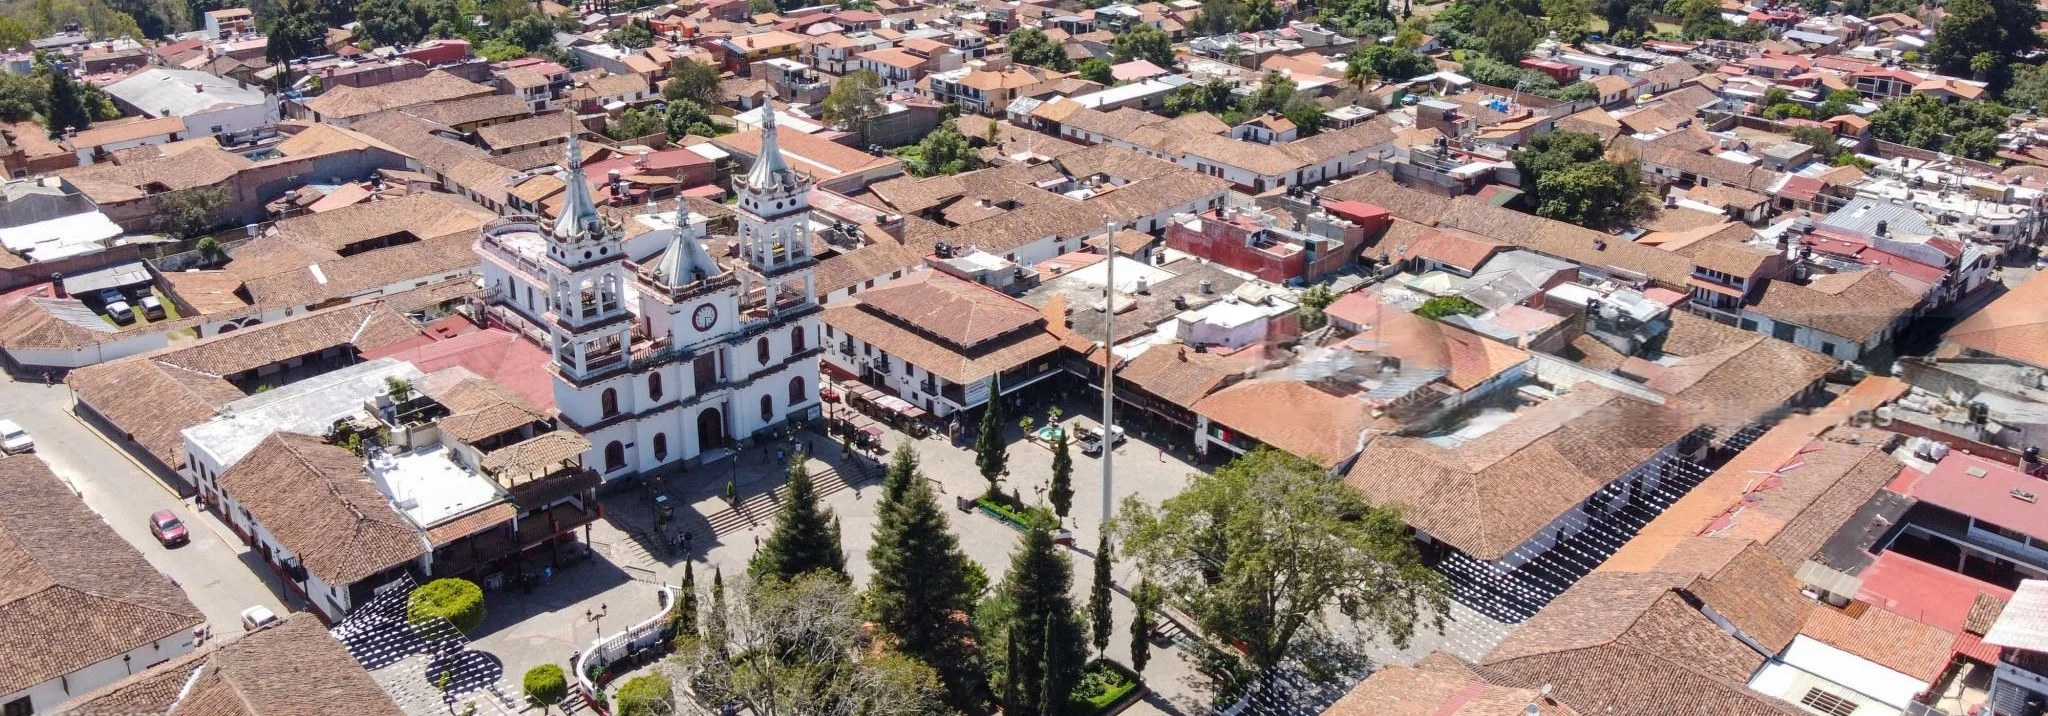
975, 494, 1056, 531
1074, 658, 1145, 715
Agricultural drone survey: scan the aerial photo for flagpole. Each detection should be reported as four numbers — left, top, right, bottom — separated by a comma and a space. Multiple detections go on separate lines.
1101, 218, 1117, 527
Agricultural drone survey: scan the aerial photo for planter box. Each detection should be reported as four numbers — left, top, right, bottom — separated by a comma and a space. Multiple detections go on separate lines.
1077, 658, 1147, 716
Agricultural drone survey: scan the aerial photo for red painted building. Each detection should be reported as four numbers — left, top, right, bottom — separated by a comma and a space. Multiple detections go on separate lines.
1163, 204, 1369, 284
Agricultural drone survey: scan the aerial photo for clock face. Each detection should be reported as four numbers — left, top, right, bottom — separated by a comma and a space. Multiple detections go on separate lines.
692, 304, 717, 331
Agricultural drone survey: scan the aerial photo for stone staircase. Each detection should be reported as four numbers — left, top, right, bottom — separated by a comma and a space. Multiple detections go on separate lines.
702, 461, 876, 536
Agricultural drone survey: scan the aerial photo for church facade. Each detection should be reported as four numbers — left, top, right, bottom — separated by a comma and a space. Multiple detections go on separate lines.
490, 118, 822, 483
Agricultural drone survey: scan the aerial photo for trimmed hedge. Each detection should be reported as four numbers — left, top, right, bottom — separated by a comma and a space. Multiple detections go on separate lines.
1074, 658, 1142, 713
522, 664, 568, 709
408, 578, 486, 634
613, 674, 675, 716
976, 495, 1056, 531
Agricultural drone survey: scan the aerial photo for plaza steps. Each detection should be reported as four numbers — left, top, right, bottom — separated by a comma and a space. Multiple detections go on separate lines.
701, 461, 876, 536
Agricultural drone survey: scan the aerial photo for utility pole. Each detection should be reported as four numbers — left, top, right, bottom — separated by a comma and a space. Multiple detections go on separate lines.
1100, 219, 1117, 526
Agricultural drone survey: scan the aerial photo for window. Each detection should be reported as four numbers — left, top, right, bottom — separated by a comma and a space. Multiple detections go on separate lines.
1820, 342, 1836, 357
1799, 688, 1858, 716
604, 441, 625, 472
648, 373, 663, 401
760, 393, 775, 422
653, 433, 668, 461
790, 325, 806, 353
757, 337, 772, 365
601, 388, 619, 418
789, 376, 806, 404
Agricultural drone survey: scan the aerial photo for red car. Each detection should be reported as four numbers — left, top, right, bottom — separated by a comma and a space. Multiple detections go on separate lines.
149, 510, 188, 547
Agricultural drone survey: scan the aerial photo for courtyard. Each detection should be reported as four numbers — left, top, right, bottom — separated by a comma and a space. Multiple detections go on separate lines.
462, 394, 1514, 714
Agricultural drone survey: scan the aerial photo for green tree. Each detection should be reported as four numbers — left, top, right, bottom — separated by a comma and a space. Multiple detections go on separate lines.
1927, 0, 2036, 80
42, 65, 89, 136
677, 573, 943, 715
357, 0, 429, 47
612, 674, 674, 716
974, 377, 1007, 497
1048, 431, 1074, 522
153, 187, 229, 240
750, 458, 847, 582
264, 0, 326, 84
664, 98, 719, 138
504, 11, 557, 52
1867, 93, 2013, 160
605, 106, 663, 141
1298, 284, 1336, 330
407, 578, 487, 633
1007, 27, 1069, 70
1474, 2, 1539, 62
1128, 579, 1159, 674
522, 664, 569, 713
820, 69, 882, 140
1417, 295, 1484, 320
865, 445, 983, 701
671, 560, 699, 641
1087, 534, 1114, 657
985, 527, 1087, 716
1357, 44, 1434, 81
900, 118, 977, 177
705, 567, 728, 656
1790, 125, 1844, 161
1115, 449, 1449, 674
0, 71, 48, 123
665, 57, 724, 106
0, 16, 37, 50
1343, 51, 1378, 91
1511, 130, 1605, 188
1534, 160, 1641, 229
1284, 102, 1327, 137
1162, 79, 1236, 116
1111, 24, 1175, 68
1077, 57, 1114, 85
609, 18, 652, 48
475, 38, 526, 61
1251, 74, 1296, 113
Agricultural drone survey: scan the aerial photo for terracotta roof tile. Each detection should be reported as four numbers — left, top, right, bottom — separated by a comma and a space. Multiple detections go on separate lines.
0, 455, 204, 696
1326, 652, 1582, 716
66, 615, 404, 716
1192, 380, 1375, 469
1945, 269, 2048, 368
1345, 384, 1700, 561
1750, 269, 1923, 344
217, 433, 425, 586
1801, 603, 1956, 681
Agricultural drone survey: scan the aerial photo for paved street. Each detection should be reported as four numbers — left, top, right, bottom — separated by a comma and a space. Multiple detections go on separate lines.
0, 372, 287, 635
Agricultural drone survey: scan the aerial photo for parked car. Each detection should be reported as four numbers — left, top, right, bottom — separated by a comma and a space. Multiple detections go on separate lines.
138, 294, 165, 320
148, 509, 188, 547
1076, 425, 1126, 455
99, 289, 134, 324
240, 605, 280, 631
0, 420, 30, 454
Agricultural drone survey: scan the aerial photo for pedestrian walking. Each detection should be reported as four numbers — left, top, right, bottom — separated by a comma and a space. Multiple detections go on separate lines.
1158, 446, 1165, 462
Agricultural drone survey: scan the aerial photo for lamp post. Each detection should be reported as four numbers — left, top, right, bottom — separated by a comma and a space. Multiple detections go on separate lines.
1100, 218, 1117, 527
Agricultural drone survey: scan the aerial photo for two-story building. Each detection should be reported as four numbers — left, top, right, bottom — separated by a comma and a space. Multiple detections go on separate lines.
822, 270, 1062, 417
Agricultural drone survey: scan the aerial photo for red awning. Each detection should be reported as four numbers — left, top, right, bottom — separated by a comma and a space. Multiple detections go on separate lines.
860, 425, 885, 437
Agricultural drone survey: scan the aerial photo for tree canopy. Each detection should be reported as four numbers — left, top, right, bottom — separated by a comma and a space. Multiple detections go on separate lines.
979, 526, 1087, 716
1077, 58, 1114, 85
1927, 0, 2037, 83
1867, 94, 2013, 160
665, 58, 724, 107
1115, 449, 1448, 675
677, 573, 944, 716
407, 578, 487, 633
820, 70, 883, 141
1007, 27, 1070, 71
356, 0, 430, 47
1111, 24, 1175, 68
749, 459, 847, 582
864, 446, 984, 703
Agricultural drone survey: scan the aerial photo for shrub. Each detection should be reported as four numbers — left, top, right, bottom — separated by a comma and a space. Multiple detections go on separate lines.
1071, 658, 1141, 711
407, 578, 486, 634
613, 674, 675, 716
975, 493, 1058, 531
1417, 296, 1484, 320
522, 664, 568, 711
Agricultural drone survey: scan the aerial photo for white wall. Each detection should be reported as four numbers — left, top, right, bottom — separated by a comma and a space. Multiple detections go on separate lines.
180, 98, 278, 138
3, 330, 169, 369
1, 631, 197, 714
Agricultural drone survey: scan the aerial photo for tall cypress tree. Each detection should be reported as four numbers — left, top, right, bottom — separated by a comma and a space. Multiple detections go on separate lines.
1001, 526, 1087, 716
43, 66, 88, 136
1088, 534, 1114, 657
705, 567, 728, 658
1129, 579, 1158, 674
671, 561, 699, 641
749, 457, 846, 582
1049, 431, 1074, 522
882, 442, 918, 503
866, 463, 980, 694
975, 377, 1007, 498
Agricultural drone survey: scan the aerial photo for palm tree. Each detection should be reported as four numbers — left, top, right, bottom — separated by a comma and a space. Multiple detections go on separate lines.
1344, 53, 1377, 92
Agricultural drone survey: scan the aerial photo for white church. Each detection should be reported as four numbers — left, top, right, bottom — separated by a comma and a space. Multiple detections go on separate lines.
475, 116, 822, 482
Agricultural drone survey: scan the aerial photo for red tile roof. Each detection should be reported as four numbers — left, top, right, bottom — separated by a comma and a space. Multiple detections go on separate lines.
1895, 451, 2048, 543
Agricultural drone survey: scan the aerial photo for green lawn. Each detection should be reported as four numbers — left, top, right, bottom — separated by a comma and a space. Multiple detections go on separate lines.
97, 288, 183, 328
